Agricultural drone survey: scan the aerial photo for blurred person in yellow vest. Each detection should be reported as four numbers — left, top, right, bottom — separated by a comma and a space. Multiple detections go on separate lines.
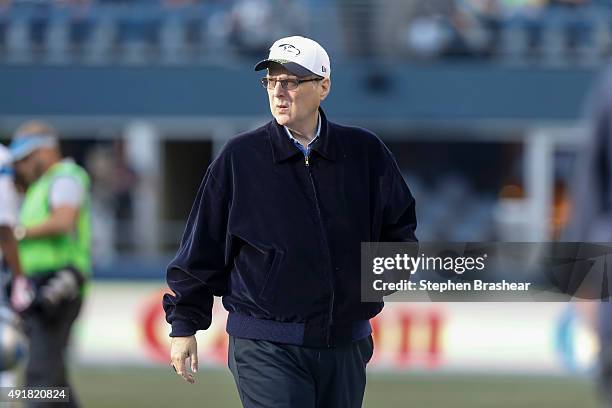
9, 120, 91, 408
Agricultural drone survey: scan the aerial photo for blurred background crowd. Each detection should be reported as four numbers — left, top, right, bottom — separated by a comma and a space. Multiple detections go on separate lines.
1, 0, 612, 64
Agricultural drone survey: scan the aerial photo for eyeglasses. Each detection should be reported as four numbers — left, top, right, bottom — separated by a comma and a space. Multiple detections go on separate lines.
260, 77, 322, 91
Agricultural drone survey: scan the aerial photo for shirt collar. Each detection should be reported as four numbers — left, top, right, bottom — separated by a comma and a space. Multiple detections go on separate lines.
268, 107, 337, 163
283, 113, 321, 154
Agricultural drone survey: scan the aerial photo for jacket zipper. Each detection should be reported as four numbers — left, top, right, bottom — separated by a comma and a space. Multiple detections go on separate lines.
305, 153, 335, 347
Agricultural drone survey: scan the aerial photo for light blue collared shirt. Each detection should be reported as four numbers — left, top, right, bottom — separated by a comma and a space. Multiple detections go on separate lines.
284, 113, 321, 157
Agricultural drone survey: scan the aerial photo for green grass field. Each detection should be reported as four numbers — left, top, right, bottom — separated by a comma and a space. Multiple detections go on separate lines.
68, 366, 602, 408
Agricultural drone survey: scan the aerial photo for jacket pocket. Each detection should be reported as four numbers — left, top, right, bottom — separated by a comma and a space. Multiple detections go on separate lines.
258, 249, 285, 304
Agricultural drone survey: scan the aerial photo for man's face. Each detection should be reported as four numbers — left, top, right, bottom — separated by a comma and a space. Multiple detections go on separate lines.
266, 65, 330, 128
14, 150, 44, 185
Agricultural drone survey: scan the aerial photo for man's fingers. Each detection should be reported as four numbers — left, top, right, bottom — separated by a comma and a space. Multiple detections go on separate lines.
175, 364, 194, 383
181, 368, 195, 384
172, 355, 197, 383
190, 352, 198, 373
172, 355, 189, 379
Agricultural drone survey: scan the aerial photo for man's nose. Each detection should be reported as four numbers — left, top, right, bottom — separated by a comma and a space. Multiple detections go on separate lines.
273, 81, 286, 97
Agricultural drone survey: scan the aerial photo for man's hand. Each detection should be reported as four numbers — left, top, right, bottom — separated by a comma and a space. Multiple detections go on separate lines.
170, 335, 198, 384
10, 275, 34, 312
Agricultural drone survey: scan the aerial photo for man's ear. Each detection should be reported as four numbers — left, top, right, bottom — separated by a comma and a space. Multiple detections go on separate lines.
320, 78, 331, 101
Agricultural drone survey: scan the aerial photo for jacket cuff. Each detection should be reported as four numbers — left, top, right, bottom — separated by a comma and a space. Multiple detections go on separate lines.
169, 319, 197, 337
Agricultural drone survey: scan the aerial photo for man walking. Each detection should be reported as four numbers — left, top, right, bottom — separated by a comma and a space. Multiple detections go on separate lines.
164, 36, 417, 407
9, 121, 91, 407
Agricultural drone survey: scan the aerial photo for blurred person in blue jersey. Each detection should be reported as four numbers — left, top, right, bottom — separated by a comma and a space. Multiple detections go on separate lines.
0, 143, 29, 309
164, 35, 417, 407
0, 144, 20, 278
0, 142, 30, 389
564, 63, 612, 407
9, 121, 92, 408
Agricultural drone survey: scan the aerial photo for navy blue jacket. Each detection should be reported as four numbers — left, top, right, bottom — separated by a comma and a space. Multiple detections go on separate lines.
163, 108, 417, 347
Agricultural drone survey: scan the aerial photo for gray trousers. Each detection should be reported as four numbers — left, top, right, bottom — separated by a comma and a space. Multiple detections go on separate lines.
228, 335, 374, 408
24, 296, 82, 408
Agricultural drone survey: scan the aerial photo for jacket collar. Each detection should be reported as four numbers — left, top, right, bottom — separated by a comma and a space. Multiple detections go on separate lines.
268, 107, 337, 163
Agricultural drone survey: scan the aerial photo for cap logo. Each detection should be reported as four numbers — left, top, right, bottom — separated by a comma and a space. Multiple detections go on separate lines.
322, 66, 327, 72
277, 44, 300, 56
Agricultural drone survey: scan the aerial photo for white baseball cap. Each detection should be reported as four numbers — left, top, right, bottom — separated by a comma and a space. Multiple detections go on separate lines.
254, 36, 331, 78
9, 133, 58, 162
